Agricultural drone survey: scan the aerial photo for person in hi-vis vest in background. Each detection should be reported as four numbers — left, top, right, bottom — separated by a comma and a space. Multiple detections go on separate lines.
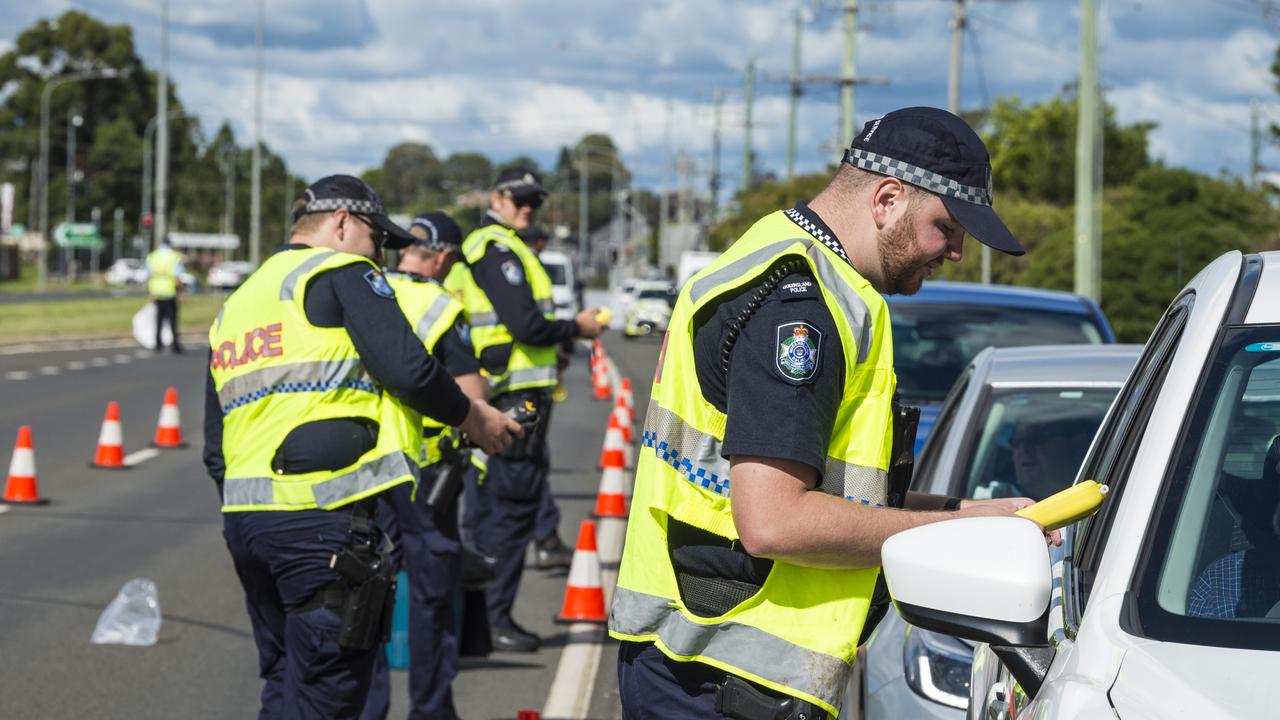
609, 108, 1059, 720
146, 236, 185, 353
204, 175, 521, 719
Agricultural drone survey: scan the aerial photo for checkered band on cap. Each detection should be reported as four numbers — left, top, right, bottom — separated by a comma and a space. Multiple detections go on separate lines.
843, 148, 992, 206
303, 197, 385, 215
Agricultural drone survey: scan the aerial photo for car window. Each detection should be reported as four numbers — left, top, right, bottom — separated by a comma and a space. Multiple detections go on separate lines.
911, 368, 972, 489
960, 387, 1117, 502
1066, 296, 1192, 627
891, 304, 1105, 402
1131, 325, 1280, 649
543, 263, 567, 285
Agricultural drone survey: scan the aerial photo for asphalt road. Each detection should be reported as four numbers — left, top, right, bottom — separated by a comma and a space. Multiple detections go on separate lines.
0, 334, 661, 719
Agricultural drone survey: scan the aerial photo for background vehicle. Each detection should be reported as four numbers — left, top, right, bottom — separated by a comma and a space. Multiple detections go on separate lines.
858, 344, 1139, 719
675, 250, 719, 291
105, 257, 199, 292
538, 249, 577, 320
883, 251, 1280, 720
622, 282, 676, 338
206, 261, 256, 291
888, 282, 1115, 453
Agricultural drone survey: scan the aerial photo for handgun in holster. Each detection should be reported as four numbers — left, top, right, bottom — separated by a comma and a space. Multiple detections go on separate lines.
329, 508, 396, 651
715, 676, 826, 720
859, 393, 921, 646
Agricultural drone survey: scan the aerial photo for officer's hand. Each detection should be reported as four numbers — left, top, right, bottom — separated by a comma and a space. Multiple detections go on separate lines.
460, 398, 524, 456
575, 308, 604, 338
956, 498, 1062, 546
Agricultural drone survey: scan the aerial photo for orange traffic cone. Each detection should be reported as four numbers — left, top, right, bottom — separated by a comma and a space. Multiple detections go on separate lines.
3, 426, 48, 505
600, 419, 629, 469
593, 461, 629, 518
91, 401, 127, 470
619, 377, 635, 416
592, 359, 612, 401
554, 519, 607, 623
611, 401, 633, 443
517, 710, 541, 720
152, 387, 187, 449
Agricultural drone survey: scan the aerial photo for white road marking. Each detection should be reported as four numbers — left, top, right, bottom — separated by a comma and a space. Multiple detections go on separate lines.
5, 371, 30, 381
90, 357, 110, 367
542, 507, 628, 719
113, 354, 132, 364
66, 360, 88, 371
0, 505, 10, 515
133, 349, 150, 359
39, 365, 60, 376
124, 448, 161, 467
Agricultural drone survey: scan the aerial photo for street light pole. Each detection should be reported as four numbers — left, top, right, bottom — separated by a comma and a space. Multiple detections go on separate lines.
66, 112, 83, 281
155, 0, 170, 247
141, 110, 185, 254
38, 67, 118, 291
250, 0, 265, 267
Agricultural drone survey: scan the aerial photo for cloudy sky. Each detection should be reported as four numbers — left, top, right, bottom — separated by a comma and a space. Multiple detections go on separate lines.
2, 0, 1276, 200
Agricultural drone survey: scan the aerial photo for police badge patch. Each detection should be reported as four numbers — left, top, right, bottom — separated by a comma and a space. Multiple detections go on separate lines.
775, 321, 822, 382
501, 259, 525, 285
364, 269, 396, 299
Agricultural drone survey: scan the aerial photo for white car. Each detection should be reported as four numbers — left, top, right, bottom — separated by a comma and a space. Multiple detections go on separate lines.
105, 258, 147, 286
207, 261, 256, 291
623, 283, 675, 338
859, 344, 1139, 719
883, 250, 1280, 720
538, 250, 577, 320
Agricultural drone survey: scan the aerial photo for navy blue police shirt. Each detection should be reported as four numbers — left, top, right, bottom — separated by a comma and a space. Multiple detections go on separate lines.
468, 211, 578, 376
691, 203, 848, 479
203, 245, 474, 495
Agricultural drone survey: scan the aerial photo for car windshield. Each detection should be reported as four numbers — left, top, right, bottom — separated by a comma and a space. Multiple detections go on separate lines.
1135, 326, 1280, 648
543, 263, 567, 285
637, 289, 670, 301
891, 304, 1105, 402
961, 387, 1117, 501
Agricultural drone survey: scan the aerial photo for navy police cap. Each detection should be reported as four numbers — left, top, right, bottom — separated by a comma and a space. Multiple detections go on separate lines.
845, 107, 1023, 256
293, 174, 416, 250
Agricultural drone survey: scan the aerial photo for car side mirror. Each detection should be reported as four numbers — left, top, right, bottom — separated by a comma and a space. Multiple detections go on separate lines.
883, 516, 1052, 647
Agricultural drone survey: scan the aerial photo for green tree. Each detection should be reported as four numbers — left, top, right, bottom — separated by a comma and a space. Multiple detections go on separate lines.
442, 152, 492, 194
984, 96, 1153, 205
380, 142, 444, 213
707, 172, 831, 251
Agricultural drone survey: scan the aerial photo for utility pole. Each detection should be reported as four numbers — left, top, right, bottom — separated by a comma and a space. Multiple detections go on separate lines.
840, 0, 858, 148
155, 0, 169, 247
1074, 0, 1101, 302
250, 0, 264, 266
658, 98, 671, 270
578, 151, 589, 276
743, 60, 756, 193
947, 0, 990, 283
1250, 98, 1261, 188
787, 8, 803, 180
710, 90, 723, 221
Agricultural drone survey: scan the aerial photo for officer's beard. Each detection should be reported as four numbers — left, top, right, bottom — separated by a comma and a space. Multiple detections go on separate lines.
876, 211, 935, 296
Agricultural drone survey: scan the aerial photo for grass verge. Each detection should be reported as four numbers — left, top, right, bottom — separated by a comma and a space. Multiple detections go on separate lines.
0, 295, 225, 341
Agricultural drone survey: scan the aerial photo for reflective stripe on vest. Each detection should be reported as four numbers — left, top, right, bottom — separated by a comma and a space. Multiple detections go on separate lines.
417, 293, 455, 341
223, 450, 416, 508
215, 359, 376, 415
487, 366, 558, 395
610, 586, 849, 710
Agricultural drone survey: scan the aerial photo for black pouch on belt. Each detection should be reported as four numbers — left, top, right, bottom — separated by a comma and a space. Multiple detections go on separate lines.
715, 676, 827, 720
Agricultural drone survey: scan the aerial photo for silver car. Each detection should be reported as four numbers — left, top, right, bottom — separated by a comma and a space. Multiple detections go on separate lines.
856, 344, 1140, 719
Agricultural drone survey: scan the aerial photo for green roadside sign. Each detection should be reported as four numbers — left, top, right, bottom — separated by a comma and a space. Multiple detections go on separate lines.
54, 222, 101, 249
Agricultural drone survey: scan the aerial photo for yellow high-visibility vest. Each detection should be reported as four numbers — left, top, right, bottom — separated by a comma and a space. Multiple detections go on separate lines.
209, 248, 420, 512
146, 246, 181, 298
608, 210, 896, 718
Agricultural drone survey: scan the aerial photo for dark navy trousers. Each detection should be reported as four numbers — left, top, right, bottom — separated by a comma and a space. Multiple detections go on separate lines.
363, 475, 461, 720
476, 448, 549, 628
223, 508, 382, 720
617, 641, 730, 719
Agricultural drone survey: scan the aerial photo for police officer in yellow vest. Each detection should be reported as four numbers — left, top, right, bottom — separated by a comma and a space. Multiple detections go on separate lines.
146, 237, 185, 353
362, 211, 480, 720
453, 167, 604, 652
203, 175, 521, 719
609, 108, 1053, 719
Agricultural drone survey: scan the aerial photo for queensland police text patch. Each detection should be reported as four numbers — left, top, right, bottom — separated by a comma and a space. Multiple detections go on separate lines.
779, 278, 819, 301
775, 321, 822, 382
364, 269, 396, 299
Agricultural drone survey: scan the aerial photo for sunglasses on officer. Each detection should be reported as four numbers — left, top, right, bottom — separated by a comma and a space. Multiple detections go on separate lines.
504, 192, 544, 210
349, 213, 387, 248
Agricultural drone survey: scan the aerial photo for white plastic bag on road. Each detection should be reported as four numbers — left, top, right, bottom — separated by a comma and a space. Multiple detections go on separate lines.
91, 578, 162, 646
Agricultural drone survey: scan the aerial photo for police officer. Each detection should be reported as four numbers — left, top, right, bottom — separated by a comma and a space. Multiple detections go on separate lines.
146, 236, 185, 353
451, 167, 603, 652
362, 211, 479, 720
204, 175, 521, 719
608, 108, 1054, 719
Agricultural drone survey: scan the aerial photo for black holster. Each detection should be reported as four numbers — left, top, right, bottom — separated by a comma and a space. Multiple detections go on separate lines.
715, 676, 827, 720
859, 394, 920, 647
328, 501, 396, 651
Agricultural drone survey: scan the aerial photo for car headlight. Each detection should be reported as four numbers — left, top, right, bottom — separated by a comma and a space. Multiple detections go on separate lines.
903, 626, 972, 709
